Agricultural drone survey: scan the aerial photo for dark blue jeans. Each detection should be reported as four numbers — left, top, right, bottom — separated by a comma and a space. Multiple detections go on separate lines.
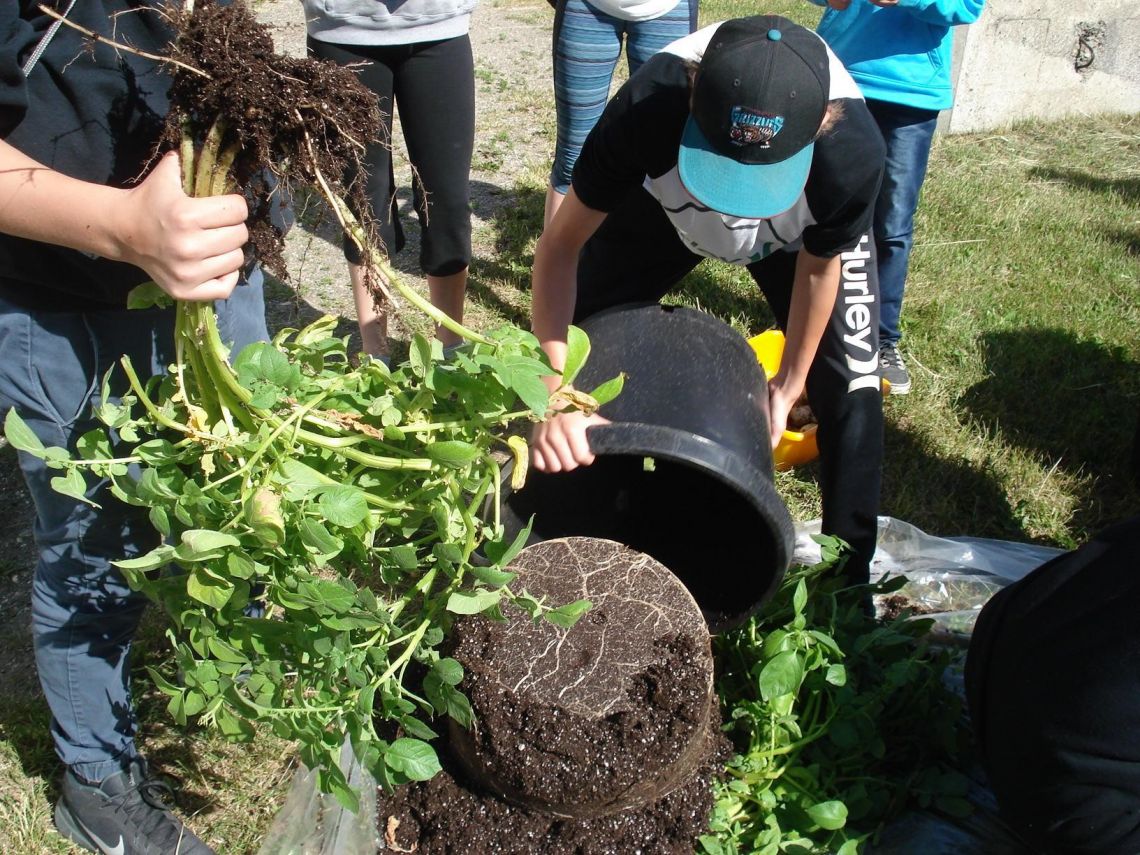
0, 273, 267, 784
866, 99, 939, 348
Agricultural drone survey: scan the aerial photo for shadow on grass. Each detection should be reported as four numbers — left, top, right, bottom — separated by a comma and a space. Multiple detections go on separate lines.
879, 421, 1025, 541
958, 327, 1140, 536
465, 179, 545, 329
1028, 166, 1140, 206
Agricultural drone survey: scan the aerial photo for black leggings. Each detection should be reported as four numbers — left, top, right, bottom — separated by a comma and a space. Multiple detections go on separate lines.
575, 187, 884, 582
307, 35, 475, 276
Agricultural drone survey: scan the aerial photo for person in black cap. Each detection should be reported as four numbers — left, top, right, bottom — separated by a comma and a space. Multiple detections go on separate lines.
529, 15, 887, 583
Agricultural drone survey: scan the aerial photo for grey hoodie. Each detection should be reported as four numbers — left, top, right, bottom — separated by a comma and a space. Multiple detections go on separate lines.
302, 0, 476, 45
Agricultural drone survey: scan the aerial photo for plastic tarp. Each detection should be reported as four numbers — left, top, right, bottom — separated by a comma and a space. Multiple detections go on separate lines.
258, 517, 1063, 854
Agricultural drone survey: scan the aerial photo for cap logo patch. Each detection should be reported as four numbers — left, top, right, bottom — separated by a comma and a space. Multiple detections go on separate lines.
728, 106, 784, 148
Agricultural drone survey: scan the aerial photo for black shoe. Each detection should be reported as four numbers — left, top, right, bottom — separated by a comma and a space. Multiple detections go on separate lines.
54, 758, 214, 854
879, 342, 911, 395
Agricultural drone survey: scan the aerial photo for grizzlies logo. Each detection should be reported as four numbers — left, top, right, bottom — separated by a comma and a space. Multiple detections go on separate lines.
728, 106, 784, 148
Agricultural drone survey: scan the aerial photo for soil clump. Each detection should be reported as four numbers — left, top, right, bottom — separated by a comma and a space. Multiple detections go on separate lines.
377, 537, 729, 852
163, 0, 380, 276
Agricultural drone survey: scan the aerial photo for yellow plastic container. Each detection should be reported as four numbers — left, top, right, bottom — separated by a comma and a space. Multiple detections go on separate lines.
747, 330, 819, 471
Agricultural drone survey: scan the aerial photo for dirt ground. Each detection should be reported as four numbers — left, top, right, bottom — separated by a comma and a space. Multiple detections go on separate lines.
0, 0, 557, 705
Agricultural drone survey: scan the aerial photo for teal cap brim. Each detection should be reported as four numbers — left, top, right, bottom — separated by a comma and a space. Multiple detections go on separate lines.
677, 116, 814, 219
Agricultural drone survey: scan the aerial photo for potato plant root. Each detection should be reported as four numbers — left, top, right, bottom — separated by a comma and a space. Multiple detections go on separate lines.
163, 0, 381, 276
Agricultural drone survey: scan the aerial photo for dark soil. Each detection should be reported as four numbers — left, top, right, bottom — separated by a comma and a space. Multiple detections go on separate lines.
163, 0, 380, 277
377, 728, 728, 855
879, 593, 937, 622
377, 537, 728, 853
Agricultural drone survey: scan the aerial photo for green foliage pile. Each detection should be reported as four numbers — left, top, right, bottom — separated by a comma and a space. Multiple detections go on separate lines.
4, 309, 613, 808
705, 541, 970, 854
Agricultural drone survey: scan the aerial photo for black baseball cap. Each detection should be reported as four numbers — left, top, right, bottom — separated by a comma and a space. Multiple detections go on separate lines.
678, 16, 830, 219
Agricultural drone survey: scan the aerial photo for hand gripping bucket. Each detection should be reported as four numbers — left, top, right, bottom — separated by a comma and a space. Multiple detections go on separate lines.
503, 303, 795, 632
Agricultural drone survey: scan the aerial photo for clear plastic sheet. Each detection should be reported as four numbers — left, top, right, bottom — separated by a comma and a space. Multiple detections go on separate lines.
795, 516, 1064, 639
259, 517, 1062, 853
257, 740, 379, 855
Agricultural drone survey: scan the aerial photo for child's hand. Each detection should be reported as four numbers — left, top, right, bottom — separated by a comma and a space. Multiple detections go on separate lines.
117, 152, 249, 301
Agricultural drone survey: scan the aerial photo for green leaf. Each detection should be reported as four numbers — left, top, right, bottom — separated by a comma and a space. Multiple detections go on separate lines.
792, 578, 808, 617
314, 580, 355, 614
113, 545, 176, 573
509, 372, 551, 416
425, 676, 473, 729
76, 429, 112, 461
545, 599, 592, 629
126, 281, 172, 309
446, 588, 502, 615
390, 544, 420, 572
408, 333, 433, 378
587, 372, 625, 407
319, 486, 370, 528
187, 567, 235, 610
469, 564, 516, 587
273, 459, 330, 501
299, 518, 343, 560
399, 716, 438, 741
50, 469, 90, 504
935, 795, 973, 818
425, 440, 480, 468
432, 658, 464, 686
482, 517, 533, 567
135, 439, 179, 465
561, 325, 590, 387
758, 650, 804, 702
176, 530, 240, 561
825, 663, 847, 686
4, 408, 45, 456
384, 738, 441, 781
806, 800, 848, 830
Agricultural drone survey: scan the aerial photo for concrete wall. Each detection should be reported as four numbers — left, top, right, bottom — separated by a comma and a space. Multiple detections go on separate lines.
944, 1, 1140, 134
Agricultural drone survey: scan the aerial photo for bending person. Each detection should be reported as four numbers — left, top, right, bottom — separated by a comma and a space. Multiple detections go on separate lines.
531, 17, 887, 583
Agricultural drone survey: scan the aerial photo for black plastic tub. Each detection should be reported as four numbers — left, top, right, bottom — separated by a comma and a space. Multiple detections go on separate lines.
502, 303, 795, 632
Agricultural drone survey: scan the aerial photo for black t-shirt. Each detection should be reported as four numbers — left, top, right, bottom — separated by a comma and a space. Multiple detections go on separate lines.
571, 23, 885, 265
0, 2, 175, 311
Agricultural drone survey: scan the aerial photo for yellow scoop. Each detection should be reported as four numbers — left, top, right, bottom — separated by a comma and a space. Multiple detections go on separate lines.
747, 330, 820, 471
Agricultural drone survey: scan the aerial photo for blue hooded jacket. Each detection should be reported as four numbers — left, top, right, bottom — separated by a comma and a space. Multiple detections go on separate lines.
815, 0, 984, 112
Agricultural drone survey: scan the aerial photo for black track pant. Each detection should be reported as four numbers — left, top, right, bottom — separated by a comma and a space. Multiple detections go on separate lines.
575, 187, 884, 582
965, 516, 1140, 855
307, 35, 475, 276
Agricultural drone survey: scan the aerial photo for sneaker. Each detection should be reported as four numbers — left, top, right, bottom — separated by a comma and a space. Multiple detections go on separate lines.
54, 758, 214, 854
878, 343, 911, 395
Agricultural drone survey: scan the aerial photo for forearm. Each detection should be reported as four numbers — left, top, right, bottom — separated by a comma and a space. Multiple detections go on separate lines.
531, 188, 606, 387
0, 140, 249, 301
531, 234, 579, 387
0, 140, 133, 260
778, 251, 841, 396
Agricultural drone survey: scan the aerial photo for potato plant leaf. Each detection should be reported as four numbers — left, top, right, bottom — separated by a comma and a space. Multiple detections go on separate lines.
561, 325, 590, 388
4, 408, 45, 455
385, 738, 441, 781
446, 588, 502, 615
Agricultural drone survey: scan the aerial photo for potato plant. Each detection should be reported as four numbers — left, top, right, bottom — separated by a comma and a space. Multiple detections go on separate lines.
3, 0, 615, 809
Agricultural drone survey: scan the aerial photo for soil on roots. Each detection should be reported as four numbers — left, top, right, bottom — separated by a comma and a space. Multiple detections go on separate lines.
377, 538, 729, 853
162, 0, 380, 277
